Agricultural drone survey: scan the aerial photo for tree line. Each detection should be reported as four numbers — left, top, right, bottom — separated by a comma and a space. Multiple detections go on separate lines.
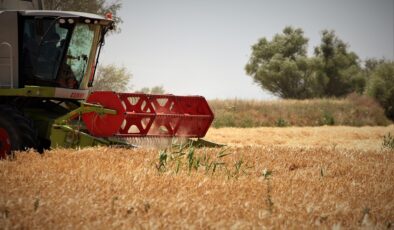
245, 27, 394, 120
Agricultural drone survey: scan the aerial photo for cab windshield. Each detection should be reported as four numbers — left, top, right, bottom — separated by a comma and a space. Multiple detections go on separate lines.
22, 18, 100, 89
58, 23, 97, 89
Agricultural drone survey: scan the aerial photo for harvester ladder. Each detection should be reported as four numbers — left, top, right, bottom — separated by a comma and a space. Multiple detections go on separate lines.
0, 42, 13, 88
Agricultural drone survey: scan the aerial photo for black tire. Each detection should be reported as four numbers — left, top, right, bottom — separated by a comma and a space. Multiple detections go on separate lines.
0, 105, 38, 158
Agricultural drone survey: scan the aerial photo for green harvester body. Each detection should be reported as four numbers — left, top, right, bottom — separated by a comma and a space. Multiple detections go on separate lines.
0, 2, 216, 158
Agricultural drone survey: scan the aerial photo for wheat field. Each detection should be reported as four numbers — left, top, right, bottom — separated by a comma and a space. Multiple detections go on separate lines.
206, 125, 394, 151
1, 126, 394, 229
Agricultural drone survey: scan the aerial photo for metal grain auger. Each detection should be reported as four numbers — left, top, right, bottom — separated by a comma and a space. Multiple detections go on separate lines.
0, 1, 217, 158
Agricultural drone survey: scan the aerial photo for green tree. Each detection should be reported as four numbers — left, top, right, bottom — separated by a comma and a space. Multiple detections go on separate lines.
91, 64, 131, 92
364, 58, 386, 80
364, 58, 385, 73
245, 27, 319, 99
314, 30, 365, 96
44, 0, 122, 32
137, 86, 166, 94
246, 28, 366, 98
366, 61, 394, 120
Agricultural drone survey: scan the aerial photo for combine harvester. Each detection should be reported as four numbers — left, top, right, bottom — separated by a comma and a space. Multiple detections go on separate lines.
0, 0, 215, 158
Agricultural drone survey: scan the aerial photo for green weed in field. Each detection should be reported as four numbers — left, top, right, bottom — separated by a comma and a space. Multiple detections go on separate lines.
382, 133, 394, 150
275, 118, 288, 127
321, 111, 335, 125
155, 145, 250, 178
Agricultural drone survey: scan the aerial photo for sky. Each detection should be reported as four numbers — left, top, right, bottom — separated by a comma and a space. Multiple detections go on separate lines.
100, 0, 394, 100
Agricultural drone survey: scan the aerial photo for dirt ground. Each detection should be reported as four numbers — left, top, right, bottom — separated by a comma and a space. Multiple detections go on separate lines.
1, 126, 393, 229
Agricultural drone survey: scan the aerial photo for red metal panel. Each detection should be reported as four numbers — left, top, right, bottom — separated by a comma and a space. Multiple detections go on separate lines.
82, 91, 125, 137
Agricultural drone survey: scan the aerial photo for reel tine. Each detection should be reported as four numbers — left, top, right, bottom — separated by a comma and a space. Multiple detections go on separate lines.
125, 137, 189, 149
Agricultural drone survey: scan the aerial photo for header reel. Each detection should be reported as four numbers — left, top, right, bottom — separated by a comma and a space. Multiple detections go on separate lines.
81, 91, 214, 140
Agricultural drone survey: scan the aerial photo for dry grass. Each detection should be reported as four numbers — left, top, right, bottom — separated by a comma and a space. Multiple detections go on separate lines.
1, 126, 394, 229
210, 95, 391, 127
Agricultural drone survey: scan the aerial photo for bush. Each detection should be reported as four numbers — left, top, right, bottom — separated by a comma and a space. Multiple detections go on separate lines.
320, 111, 335, 125
366, 61, 394, 121
276, 118, 288, 127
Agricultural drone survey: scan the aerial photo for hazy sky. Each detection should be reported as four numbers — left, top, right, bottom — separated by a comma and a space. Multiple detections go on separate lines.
100, 0, 394, 99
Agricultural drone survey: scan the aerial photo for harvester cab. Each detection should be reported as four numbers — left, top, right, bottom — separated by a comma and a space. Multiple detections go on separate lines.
0, 5, 215, 158
1, 10, 111, 92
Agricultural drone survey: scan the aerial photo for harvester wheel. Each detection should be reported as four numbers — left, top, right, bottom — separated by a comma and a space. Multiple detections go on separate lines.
0, 105, 38, 159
